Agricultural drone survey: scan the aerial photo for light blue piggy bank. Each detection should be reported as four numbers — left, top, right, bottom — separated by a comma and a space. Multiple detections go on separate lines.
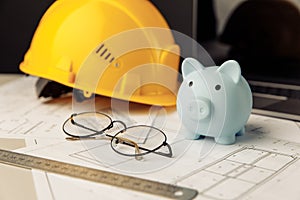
177, 58, 252, 144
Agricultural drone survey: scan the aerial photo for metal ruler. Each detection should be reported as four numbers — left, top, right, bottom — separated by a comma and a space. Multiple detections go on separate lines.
0, 149, 198, 199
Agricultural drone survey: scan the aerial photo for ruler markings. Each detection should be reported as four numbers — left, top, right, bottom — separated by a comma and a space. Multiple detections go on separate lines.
0, 149, 197, 200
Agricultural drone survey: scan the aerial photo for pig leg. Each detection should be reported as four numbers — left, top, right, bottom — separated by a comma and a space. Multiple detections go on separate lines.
214, 127, 245, 144
214, 134, 236, 145
236, 126, 245, 136
184, 131, 202, 140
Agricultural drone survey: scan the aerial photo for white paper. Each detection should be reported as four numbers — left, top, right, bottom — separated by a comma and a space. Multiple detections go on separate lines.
1, 76, 300, 200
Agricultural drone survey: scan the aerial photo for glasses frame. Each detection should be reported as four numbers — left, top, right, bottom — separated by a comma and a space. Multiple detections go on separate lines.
62, 112, 173, 159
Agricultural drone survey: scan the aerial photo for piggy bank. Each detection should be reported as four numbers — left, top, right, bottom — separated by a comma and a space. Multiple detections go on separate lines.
177, 58, 252, 144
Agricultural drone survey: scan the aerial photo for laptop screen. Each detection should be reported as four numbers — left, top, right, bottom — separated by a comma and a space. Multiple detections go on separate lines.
153, 0, 300, 121
214, 0, 300, 121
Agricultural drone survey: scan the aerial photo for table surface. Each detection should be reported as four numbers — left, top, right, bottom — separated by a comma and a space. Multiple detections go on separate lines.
1, 74, 300, 200
0, 74, 22, 86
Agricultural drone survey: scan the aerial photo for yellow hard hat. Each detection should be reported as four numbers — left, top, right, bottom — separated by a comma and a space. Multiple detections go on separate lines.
20, 0, 180, 106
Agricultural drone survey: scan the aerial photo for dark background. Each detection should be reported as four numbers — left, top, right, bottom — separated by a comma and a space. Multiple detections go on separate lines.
0, 0, 54, 73
0, 0, 216, 73
1, 0, 299, 85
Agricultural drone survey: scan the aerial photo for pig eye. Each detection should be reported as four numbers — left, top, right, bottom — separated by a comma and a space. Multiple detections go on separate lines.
188, 81, 193, 87
215, 84, 221, 91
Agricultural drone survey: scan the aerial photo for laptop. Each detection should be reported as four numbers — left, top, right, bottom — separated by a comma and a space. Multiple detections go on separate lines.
214, 0, 300, 122
152, 0, 300, 122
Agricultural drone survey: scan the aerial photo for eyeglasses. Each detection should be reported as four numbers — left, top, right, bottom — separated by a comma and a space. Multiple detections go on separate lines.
62, 112, 173, 160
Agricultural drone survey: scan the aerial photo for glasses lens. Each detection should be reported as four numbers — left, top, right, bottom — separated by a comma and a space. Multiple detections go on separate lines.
63, 112, 112, 137
111, 125, 166, 156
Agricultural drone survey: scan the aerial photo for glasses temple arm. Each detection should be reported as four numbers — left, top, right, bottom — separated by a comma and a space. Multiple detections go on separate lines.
151, 142, 173, 158
114, 137, 173, 158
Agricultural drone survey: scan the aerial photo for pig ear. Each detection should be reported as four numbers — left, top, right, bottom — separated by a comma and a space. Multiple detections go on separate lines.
217, 60, 241, 84
182, 57, 205, 78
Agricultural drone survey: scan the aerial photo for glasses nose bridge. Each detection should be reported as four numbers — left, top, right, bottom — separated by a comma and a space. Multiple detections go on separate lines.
110, 120, 127, 131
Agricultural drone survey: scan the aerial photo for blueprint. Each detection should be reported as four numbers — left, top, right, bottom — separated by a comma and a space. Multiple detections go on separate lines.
1, 76, 300, 200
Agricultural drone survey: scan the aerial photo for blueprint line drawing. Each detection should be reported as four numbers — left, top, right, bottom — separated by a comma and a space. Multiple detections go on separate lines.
45, 172, 55, 200
175, 146, 298, 200
2, 77, 300, 200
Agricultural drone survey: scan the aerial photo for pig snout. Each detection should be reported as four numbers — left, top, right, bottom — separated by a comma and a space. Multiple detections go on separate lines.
187, 98, 211, 120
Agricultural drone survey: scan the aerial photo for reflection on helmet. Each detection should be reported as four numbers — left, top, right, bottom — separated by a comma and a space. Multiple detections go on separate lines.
20, 0, 180, 106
